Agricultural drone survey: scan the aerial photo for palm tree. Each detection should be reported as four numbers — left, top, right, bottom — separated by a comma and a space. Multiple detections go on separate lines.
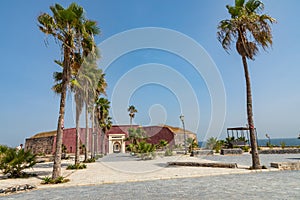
158, 139, 168, 151
205, 137, 218, 150
74, 86, 84, 165
127, 127, 147, 146
38, 3, 100, 178
78, 56, 103, 161
95, 97, 112, 154
74, 33, 101, 164
92, 73, 107, 155
217, 0, 275, 169
128, 105, 138, 126
52, 58, 101, 164
186, 138, 198, 153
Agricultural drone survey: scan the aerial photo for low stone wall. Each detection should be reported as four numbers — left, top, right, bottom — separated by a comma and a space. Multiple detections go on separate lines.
193, 150, 214, 156
176, 151, 188, 155
168, 161, 237, 168
176, 150, 214, 156
271, 162, 300, 170
221, 148, 243, 155
25, 136, 54, 155
0, 184, 36, 194
259, 148, 300, 154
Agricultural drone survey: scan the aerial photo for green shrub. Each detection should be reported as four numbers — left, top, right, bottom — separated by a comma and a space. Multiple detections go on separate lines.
42, 176, 52, 184
41, 176, 70, 184
94, 154, 103, 160
206, 137, 224, 152
241, 146, 250, 152
266, 141, 272, 147
37, 152, 46, 156
280, 142, 286, 149
158, 140, 168, 150
164, 148, 173, 156
0, 145, 36, 178
139, 152, 156, 160
66, 163, 87, 170
84, 158, 96, 163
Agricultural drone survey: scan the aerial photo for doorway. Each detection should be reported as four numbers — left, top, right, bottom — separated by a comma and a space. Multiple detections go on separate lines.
113, 142, 121, 153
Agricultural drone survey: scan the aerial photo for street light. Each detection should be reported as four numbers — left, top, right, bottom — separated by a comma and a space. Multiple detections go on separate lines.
180, 114, 187, 155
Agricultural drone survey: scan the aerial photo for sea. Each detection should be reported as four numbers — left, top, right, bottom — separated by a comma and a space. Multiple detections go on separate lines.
199, 138, 300, 147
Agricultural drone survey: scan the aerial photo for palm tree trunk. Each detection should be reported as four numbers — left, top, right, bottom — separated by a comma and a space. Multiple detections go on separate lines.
75, 105, 80, 165
52, 47, 71, 179
95, 127, 99, 155
91, 108, 95, 159
242, 56, 261, 169
84, 102, 89, 161
130, 117, 132, 127
101, 130, 105, 154
52, 94, 65, 179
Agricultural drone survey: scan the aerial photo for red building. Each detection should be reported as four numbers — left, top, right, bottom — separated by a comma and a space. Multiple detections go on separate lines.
25, 125, 196, 155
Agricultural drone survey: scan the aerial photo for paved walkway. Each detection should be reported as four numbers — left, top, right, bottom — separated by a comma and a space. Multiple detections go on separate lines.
3, 171, 300, 200
1, 153, 299, 198
0, 154, 256, 190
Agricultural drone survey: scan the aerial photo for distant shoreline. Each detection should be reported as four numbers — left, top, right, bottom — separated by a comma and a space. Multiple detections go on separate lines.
199, 138, 300, 147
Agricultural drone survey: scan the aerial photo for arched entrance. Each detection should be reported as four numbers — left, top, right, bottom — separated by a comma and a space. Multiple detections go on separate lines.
113, 142, 121, 153
108, 134, 126, 154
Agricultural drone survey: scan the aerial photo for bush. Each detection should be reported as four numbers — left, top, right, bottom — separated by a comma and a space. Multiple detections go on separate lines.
41, 176, 70, 184
37, 152, 46, 156
41, 176, 52, 184
0, 145, 36, 178
94, 154, 103, 159
157, 140, 168, 150
266, 141, 272, 147
241, 146, 250, 152
164, 148, 173, 156
139, 152, 156, 160
66, 163, 87, 170
84, 158, 96, 163
280, 142, 286, 149
206, 137, 224, 152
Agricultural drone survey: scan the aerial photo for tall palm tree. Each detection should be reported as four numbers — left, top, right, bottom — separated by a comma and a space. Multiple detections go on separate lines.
77, 56, 103, 161
217, 0, 275, 169
95, 97, 112, 154
74, 34, 102, 163
74, 87, 83, 164
38, 3, 100, 178
52, 59, 100, 164
128, 105, 138, 126
92, 73, 107, 155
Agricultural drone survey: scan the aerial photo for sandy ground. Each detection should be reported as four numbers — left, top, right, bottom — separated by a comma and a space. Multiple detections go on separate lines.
0, 153, 281, 193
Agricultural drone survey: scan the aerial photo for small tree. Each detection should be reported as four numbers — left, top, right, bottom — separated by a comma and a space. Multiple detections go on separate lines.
206, 137, 218, 150
0, 145, 36, 178
186, 138, 198, 153
206, 137, 224, 153
136, 141, 156, 160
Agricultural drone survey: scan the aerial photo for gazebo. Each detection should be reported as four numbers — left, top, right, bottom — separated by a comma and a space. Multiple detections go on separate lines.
226, 127, 256, 147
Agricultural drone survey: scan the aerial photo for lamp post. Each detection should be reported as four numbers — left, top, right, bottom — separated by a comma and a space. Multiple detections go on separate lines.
180, 115, 187, 155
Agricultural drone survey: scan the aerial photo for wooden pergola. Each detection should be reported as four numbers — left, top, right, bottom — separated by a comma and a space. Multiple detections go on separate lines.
226, 127, 257, 146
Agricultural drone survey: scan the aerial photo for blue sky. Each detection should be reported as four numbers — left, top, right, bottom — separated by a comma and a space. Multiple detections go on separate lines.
1, 0, 300, 147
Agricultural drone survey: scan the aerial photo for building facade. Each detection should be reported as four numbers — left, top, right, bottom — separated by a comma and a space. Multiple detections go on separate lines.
25, 125, 197, 155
